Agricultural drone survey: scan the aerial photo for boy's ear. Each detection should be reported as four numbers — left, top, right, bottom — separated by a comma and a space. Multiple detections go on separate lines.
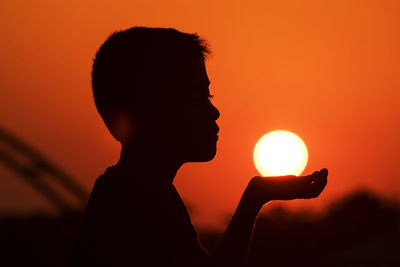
108, 110, 134, 143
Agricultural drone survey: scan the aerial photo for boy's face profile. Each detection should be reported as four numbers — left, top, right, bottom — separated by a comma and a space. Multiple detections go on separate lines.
147, 58, 220, 163
180, 59, 220, 162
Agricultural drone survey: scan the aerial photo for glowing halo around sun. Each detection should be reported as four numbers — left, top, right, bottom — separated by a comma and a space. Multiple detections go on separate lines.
253, 130, 308, 176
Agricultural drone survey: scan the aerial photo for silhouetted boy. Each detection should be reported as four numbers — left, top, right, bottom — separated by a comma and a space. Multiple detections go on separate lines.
72, 27, 328, 267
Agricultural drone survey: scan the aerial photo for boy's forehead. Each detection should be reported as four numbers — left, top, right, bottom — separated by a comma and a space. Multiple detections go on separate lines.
178, 59, 210, 93
156, 58, 210, 101
179, 58, 208, 78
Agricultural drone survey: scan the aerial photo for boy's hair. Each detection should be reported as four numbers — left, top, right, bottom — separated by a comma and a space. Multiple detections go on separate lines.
91, 27, 210, 140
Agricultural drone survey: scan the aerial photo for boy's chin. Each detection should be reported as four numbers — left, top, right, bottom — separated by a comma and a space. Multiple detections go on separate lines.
186, 146, 217, 163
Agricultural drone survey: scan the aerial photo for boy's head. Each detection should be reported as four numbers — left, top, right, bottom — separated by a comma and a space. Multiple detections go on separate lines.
92, 27, 220, 162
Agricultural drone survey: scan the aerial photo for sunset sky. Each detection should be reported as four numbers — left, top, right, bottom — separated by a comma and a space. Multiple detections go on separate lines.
0, 0, 399, 228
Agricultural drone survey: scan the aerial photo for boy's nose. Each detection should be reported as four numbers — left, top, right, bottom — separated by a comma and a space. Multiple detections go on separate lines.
210, 102, 220, 121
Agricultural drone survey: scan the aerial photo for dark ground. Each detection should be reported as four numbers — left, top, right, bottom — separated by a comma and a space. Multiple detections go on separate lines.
1, 190, 399, 267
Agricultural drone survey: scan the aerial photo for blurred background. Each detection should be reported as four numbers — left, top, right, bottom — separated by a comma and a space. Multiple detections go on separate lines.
0, 0, 399, 266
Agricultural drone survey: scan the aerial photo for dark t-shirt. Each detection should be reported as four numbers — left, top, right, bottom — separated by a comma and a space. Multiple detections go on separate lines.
72, 165, 209, 267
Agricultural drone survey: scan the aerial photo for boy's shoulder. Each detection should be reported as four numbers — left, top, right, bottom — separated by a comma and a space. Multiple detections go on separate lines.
88, 165, 171, 211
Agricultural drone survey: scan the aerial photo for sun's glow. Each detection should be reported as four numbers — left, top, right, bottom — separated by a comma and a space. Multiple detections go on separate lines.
253, 130, 308, 176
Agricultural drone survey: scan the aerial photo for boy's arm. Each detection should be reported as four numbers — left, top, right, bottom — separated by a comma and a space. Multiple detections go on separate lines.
208, 169, 328, 267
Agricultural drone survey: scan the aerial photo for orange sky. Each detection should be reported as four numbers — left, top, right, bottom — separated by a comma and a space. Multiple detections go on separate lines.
0, 0, 399, 228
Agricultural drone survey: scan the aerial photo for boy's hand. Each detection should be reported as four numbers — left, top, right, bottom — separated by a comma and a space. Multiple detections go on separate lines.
243, 168, 328, 209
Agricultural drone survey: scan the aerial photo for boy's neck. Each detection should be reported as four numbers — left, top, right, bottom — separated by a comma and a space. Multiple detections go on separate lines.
118, 143, 183, 184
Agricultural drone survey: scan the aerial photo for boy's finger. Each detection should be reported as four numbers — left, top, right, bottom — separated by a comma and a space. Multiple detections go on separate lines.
320, 168, 328, 177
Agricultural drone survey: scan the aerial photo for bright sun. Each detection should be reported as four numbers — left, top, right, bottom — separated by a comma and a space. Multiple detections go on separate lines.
253, 130, 308, 176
